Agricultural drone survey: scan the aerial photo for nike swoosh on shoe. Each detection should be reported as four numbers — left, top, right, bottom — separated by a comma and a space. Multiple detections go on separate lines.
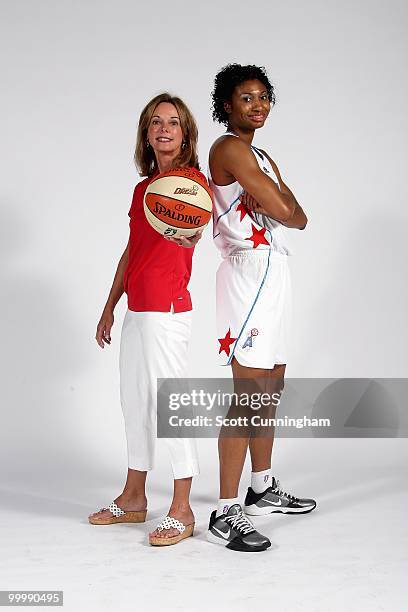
262, 498, 282, 506
213, 526, 231, 539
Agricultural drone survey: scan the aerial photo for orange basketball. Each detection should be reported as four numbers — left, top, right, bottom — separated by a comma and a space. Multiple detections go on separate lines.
143, 167, 213, 238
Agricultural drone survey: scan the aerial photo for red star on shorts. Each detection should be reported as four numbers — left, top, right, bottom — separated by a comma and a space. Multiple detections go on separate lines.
236, 202, 253, 222
218, 328, 237, 356
245, 224, 270, 248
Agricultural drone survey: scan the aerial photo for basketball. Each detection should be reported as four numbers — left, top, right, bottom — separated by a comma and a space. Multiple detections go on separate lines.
143, 167, 213, 238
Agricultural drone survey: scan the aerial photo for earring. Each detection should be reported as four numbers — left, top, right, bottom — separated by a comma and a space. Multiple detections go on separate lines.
146, 140, 150, 148
182, 141, 187, 150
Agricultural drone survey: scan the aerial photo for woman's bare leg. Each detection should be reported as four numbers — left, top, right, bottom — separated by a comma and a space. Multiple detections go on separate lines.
88, 468, 147, 520
218, 359, 285, 499
249, 364, 285, 472
149, 477, 194, 539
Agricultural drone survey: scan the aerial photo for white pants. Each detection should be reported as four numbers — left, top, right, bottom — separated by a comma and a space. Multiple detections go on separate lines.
119, 309, 199, 479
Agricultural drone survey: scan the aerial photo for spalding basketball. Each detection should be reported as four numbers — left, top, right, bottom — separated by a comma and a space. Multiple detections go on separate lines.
144, 167, 213, 238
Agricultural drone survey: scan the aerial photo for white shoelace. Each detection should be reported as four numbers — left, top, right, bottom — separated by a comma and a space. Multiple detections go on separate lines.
273, 479, 299, 502
225, 511, 255, 535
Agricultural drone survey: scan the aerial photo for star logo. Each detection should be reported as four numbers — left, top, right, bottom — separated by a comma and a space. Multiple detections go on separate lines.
245, 224, 270, 248
236, 202, 253, 222
218, 328, 237, 356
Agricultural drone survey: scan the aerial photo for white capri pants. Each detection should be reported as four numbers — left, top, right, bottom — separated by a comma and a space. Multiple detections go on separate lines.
119, 309, 199, 480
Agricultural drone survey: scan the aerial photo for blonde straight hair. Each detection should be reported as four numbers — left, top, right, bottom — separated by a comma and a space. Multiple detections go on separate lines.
134, 93, 200, 177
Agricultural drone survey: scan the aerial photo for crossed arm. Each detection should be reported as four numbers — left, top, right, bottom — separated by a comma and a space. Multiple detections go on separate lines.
211, 137, 307, 230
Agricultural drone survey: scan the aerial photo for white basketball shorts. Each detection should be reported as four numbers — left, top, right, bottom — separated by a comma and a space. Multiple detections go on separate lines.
216, 250, 292, 369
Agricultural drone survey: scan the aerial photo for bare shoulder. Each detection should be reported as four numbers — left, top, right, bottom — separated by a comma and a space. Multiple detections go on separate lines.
210, 135, 257, 183
210, 134, 251, 159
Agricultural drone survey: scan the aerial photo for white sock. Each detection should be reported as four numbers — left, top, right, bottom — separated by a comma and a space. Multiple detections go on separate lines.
251, 468, 272, 493
216, 497, 240, 517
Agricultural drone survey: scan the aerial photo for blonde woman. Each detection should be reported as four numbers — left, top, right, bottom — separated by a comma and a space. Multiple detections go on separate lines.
89, 93, 203, 546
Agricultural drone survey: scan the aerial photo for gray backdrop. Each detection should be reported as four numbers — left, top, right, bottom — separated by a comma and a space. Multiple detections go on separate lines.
0, 2, 407, 609
1, 0, 407, 472
2, 0, 407, 470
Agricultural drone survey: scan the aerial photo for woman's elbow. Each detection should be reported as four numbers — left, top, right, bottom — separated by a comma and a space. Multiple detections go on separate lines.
278, 202, 296, 223
299, 215, 308, 230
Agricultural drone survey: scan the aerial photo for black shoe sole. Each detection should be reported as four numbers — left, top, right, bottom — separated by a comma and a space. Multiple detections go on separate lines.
226, 539, 271, 552
207, 531, 271, 552
272, 506, 316, 515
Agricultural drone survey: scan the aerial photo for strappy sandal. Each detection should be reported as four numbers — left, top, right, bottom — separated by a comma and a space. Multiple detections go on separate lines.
149, 516, 195, 546
88, 501, 147, 525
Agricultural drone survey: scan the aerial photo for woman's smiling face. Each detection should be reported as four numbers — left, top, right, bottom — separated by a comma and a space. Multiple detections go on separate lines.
147, 102, 183, 156
226, 79, 271, 131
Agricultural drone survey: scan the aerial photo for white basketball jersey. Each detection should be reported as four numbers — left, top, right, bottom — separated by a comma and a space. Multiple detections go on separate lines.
208, 132, 291, 258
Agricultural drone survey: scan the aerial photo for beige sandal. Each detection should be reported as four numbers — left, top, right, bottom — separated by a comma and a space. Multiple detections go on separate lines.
149, 516, 195, 546
88, 501, 147, 525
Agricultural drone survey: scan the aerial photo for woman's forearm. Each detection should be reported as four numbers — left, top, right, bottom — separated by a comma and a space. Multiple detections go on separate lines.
105, 245, 129, 312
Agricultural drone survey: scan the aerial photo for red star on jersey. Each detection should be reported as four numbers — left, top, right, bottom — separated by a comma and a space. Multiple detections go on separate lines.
218, 328, 237, 356
245, 224, 270, 248
236, 202, 253, 222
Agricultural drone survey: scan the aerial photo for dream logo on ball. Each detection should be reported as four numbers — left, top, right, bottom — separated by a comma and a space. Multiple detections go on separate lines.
144, 167, 213, 238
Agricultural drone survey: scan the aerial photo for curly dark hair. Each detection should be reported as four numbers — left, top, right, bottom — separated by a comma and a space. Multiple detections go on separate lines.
211, 63, 276, 125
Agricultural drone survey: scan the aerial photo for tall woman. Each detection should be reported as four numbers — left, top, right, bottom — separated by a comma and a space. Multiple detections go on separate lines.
89, 93, 203, 546
207, 64, 316, 552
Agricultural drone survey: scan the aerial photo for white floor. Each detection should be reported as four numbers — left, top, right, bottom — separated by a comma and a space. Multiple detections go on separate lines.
1, 439, 407, 612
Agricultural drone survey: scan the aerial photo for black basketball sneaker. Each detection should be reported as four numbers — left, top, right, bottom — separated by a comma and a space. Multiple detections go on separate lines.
244, 477, 317, 515
207, 503, 271, 552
